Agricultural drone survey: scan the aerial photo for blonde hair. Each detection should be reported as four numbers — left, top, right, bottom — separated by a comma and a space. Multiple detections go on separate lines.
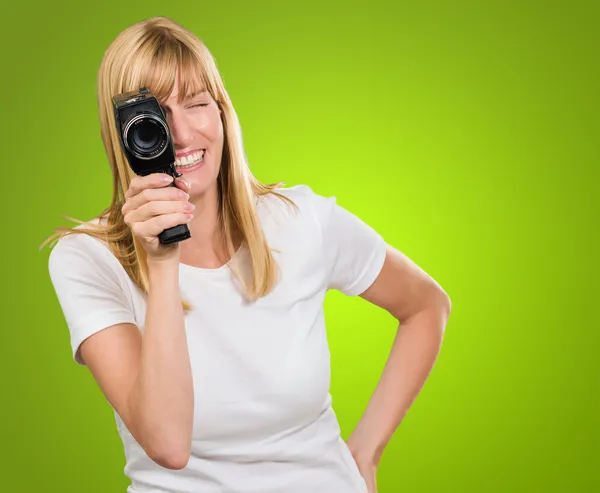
43, 16, 296, 308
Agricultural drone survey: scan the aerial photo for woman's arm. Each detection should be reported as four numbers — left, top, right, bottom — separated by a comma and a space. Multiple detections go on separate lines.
347, 244, 452, 466
80, 257, 193, 470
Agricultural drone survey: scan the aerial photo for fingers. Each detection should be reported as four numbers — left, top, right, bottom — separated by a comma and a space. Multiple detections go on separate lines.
124, 199, 194, 226
125, 173, 174, 199
131, 212, 194, 238
122, 186, 189, 216
174, 176, 192, 194
122, 172, 195, 253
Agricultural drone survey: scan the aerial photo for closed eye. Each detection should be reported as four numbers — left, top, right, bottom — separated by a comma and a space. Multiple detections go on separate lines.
190, 103, 209, 108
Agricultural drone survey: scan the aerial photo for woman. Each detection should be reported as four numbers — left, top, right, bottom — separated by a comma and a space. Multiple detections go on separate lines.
47, 16, 451, 493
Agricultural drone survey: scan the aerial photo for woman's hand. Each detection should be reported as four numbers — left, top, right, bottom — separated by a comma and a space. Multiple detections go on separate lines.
121, 173, 193, 262
346, 440, 379, 493
355, 458, 378, 493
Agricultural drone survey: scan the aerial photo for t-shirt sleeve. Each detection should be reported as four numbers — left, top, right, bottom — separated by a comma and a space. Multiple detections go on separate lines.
307, 187, 388, 296
48, 233, 137, 366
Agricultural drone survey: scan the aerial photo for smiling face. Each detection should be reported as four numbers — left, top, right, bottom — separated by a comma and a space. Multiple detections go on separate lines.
159, 75, 225, 199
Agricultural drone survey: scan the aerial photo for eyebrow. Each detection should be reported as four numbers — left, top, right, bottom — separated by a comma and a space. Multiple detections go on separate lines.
160, 90, 208, 111
184, 89, 208, 100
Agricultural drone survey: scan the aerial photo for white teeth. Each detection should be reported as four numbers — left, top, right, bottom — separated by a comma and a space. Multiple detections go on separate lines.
175, 150, 205, 168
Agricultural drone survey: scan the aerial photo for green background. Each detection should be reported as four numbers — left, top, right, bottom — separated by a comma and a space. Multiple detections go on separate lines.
1, 0, 598, 491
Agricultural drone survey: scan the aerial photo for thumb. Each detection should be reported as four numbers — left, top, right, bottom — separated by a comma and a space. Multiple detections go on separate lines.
174, 176, 191, 193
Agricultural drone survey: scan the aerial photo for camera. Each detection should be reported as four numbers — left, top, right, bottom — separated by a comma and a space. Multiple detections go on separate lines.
112, 87, 191, 245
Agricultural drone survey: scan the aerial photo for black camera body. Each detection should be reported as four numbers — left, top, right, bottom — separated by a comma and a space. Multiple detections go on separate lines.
112, 87, 191, 245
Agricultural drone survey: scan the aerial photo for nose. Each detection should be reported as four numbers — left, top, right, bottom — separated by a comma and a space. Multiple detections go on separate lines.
167, 110, 193, 148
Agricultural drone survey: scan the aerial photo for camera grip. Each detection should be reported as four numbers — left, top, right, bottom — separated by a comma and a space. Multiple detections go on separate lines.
158, 181, 192, 245
159, 223, 191, 244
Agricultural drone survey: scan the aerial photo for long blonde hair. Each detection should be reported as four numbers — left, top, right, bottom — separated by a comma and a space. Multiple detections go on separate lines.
43, 16, 296, 307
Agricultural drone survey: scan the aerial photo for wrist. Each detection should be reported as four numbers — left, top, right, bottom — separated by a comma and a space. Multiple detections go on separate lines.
346, 434, 383, 467
147, 254, 180, 281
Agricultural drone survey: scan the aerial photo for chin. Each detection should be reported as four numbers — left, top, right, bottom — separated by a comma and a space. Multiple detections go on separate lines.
187, 172, 220, 199
175, 150, 222, 197
190, 182, 217, 200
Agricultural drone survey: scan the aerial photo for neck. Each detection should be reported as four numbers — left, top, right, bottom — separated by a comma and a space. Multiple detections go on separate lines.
179, 183, 236, 269
189, 183, 221, 244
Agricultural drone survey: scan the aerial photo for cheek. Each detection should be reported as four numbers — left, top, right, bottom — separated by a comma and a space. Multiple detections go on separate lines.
195, 110, 224, 143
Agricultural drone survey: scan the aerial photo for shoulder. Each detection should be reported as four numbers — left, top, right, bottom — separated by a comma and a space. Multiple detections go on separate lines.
49, 217, 106, 256
270, 183, 318, 200
48, 217, 122, 279
255, 184, 333, 249
258, 184, 334, 223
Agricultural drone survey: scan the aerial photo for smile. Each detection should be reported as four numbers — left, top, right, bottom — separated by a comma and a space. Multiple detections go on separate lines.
175, 149, 205, 168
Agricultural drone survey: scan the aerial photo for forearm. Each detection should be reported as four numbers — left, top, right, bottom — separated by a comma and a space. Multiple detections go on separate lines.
347, 300, 450, 465
129, 258, 194, 464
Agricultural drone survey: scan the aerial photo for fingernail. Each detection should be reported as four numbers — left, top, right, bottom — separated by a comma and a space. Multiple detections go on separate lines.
161, 175, 173, 183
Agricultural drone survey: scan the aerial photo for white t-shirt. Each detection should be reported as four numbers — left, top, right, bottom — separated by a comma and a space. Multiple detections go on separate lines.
48, 184, 387, 493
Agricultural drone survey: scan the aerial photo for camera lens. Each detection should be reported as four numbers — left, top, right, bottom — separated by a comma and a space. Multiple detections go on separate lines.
124, 114, 169, 159
134, 120, 160, 149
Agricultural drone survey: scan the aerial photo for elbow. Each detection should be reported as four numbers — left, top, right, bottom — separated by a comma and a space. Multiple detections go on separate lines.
440, 292, 452, 315
430, 289, 451, 319
147, 445, 191, 470
434, 291, 452, 329
429, 285, 452, 315
124, 400, 193, 470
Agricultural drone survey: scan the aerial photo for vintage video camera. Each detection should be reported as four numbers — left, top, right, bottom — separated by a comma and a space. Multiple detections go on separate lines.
112, 87, 191, 245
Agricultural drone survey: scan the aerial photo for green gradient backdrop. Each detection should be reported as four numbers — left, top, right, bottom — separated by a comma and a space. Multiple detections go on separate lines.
1, 1, 598, 492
